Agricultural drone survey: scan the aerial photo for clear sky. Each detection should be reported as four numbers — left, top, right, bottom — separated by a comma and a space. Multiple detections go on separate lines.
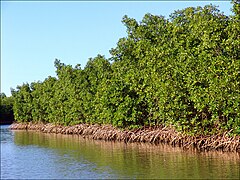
1, 1, 233, 96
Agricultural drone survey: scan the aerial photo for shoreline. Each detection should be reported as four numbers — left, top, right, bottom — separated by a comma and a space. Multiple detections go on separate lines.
9, 122, 240, 153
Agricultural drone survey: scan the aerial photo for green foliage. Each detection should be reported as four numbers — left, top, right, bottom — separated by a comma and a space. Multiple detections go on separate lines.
0, 93, 14, 115
11, 3, 240, 135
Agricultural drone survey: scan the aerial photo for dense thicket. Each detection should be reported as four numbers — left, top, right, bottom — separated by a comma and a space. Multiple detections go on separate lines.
11, 3, 240, 135
0, 93, 14, 124
0, 93, 13, 115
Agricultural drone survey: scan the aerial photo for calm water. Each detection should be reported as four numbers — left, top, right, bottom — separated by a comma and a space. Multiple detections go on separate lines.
1, 125, 239, 179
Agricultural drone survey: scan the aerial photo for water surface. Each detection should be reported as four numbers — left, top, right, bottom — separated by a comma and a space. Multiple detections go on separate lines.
1, 125, 239, 179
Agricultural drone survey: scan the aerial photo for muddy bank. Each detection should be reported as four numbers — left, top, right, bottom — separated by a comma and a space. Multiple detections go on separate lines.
9, 122, 240, 153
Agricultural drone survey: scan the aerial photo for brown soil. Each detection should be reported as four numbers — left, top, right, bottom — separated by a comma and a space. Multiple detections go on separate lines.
9, 122, 240, 153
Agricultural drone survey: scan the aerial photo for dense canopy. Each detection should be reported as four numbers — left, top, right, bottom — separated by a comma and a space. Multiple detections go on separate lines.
8, 2, 240, 135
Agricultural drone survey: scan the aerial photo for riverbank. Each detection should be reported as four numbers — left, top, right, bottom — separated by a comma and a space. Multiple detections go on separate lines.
9, 122, 240, 153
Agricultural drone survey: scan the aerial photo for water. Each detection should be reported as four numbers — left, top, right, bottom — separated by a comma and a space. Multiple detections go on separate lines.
1, 125, 239, 179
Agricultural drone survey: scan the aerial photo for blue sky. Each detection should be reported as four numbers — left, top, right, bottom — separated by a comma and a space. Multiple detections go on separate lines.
1, 1, 233, 96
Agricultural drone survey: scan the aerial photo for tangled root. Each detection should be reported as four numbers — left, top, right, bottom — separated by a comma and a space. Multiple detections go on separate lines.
9, 122, 240, 152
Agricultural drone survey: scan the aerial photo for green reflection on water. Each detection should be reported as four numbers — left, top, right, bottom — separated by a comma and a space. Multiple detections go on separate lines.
14, 130, 240, 179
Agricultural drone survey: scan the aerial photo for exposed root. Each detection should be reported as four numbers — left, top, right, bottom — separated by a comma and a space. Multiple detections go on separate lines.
9, 122, 240, 153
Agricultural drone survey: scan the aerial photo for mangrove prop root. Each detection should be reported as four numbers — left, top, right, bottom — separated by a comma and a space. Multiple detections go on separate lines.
9, 122, 240, 153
